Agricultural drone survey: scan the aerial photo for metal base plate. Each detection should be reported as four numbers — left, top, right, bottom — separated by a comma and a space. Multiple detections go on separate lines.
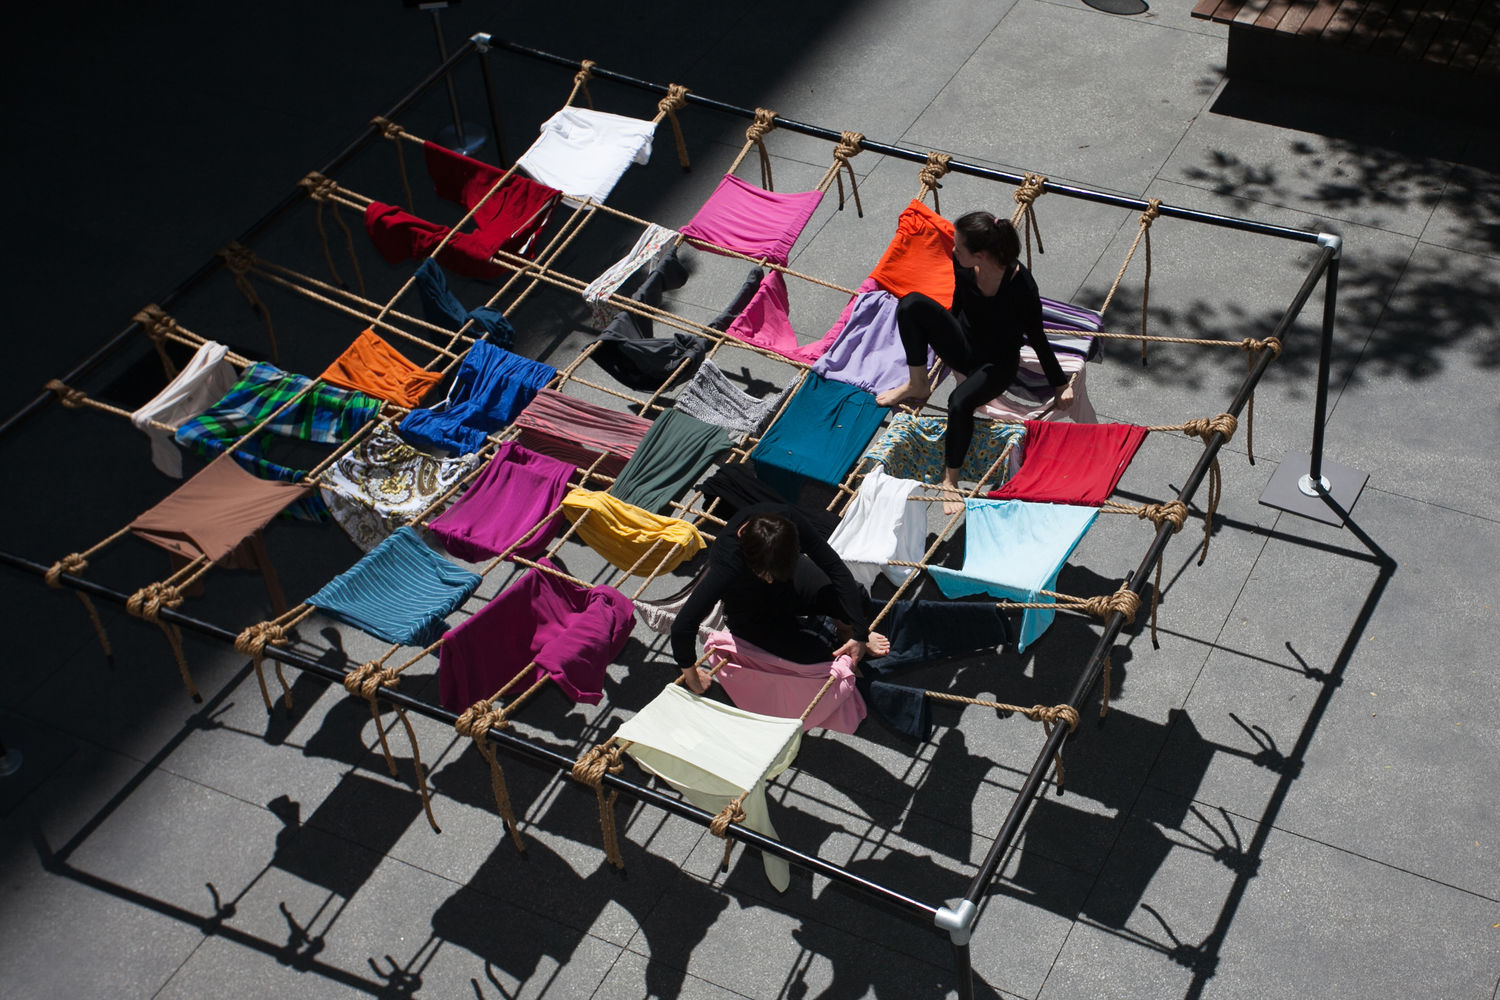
1259, 451, 1368, 526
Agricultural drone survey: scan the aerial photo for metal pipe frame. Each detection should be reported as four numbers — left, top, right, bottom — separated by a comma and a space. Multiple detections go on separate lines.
0, 38, 1346, 997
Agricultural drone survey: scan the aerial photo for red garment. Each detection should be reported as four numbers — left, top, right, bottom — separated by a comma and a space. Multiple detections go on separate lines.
867, 200, 956, 307
989, 421, 1148, 506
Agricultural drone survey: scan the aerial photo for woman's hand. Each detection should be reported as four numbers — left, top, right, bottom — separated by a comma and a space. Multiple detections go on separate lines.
680, 666, 712, 694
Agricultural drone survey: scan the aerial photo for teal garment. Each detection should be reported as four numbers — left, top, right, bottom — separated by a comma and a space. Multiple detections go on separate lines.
309, 526, 481, 646
610, 408, 732, 515
750, 373, 887, 501
927, 498, 1097, 651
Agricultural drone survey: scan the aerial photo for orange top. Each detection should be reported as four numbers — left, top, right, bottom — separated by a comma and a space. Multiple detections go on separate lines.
320, 328, 443, 408
867, 200, 956, 307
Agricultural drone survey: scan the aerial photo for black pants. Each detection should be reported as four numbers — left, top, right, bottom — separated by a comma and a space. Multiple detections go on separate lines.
728, 556, 855, 664
895, 293, 1019, 470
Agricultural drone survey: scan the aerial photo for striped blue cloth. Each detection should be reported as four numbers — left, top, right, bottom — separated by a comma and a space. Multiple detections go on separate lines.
309, 526, 481, 646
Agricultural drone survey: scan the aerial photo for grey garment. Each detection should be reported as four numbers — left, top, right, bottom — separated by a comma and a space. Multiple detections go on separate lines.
673, 360, 792, 437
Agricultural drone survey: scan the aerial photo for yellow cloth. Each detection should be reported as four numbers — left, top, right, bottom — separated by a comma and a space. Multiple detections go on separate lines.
560, 489, 705, 575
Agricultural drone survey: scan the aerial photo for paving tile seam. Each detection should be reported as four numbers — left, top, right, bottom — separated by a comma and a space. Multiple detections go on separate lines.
1321, 239, 1420, 432
1183, 799, 1500, 904
892, 8, 1014, 155
1160, 172, 1442, 245
1353, 485, 1500, 527
149, 934, 214, 1000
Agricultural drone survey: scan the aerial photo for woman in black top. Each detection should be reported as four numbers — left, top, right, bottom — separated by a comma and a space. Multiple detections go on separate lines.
670, 503, 889, 693
876, 213, 1074, 512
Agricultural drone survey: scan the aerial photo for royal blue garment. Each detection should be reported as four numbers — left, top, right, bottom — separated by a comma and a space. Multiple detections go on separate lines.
750, 373, 887, 500
413, 259, 515, 349
308, 526, 482, 646
927, 499, 1098, 651
399, 341, 555, 455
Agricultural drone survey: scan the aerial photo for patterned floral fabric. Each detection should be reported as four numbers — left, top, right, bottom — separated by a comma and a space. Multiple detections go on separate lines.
862, 413, 1026, 488
319, 425, 481, 551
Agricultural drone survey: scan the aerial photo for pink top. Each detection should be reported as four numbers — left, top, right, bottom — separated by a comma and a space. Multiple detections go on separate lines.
680, 174, 823, 266
722, 271, 841, 364
706, 631, 866, 734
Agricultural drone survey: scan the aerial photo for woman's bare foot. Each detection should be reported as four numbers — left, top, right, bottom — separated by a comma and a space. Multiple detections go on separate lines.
876, 380, 931, 408
940, 478, 966, 517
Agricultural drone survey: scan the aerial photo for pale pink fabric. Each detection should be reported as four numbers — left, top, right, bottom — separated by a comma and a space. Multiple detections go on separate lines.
706, 631, 866, 734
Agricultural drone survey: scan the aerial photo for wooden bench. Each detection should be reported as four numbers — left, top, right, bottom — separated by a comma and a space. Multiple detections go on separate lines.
1192, 0, 1498, 113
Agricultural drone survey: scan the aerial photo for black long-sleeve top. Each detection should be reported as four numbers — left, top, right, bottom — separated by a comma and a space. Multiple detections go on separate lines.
950, 260, 1068, 388
670, 503, 872, 670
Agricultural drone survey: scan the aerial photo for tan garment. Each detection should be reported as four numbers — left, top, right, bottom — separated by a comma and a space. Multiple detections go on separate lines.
129, 455, 311, 563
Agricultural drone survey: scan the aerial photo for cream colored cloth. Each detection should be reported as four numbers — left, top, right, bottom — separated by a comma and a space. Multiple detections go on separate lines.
616, 684, 802, 891
130, 342, 238, 477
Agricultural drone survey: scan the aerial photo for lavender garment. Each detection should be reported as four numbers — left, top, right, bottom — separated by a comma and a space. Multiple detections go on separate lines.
812, 289, 933, 395
427, 441, 574, 562
438, 565, 634, 710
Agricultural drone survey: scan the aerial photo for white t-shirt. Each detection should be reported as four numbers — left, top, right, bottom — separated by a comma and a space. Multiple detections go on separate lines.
516, 106, 657, 206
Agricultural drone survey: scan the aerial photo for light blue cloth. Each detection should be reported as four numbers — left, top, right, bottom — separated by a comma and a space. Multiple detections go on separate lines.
749, 373, 887, 501
309, 526, 481, 646
927, 499, 1098, 651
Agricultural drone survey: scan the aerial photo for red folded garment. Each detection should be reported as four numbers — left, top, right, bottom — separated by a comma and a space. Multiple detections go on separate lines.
989, 421, 1148, 506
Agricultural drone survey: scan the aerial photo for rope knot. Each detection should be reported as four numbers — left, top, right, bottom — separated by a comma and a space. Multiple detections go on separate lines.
657, 83, 690, 115
833, 130, 864, 163
573, 59, 596, 87
454, 699, 506, 739
297, 172, 339, 202
45, 552, 87, 587
217, 242, 256, 276
133, 304, 182, 342
1140, 197, 1161, 225
44, 379, 87, 409
709, 796, 748, 838
1182, 413, 1238, 443
234, 621, 286, 658
746, 108, 777, 143
343, 661, 399, 700
571, 742, 625, 788
370, 116, 405, 141
1028, 704, 1080, 732
1241, 336, 1283, 358
126, 581, 183, 622
918, 152, 951, 191
1013, 173, 1047, 207
1138, 500, 1189, 533
1080, 587, 1139, 624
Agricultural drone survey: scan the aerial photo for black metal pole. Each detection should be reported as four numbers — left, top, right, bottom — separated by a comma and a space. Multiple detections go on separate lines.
430, 9, 466, 146
474, 35, 508, 166
483, 39, 1324, 246
0, 39, 480, 445
1306, 253, 1341, 490
961, 245, 1337, 906
952, 941, 974, 1000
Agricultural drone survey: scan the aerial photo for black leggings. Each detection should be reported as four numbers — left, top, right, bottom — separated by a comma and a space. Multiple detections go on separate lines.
895, 293, 1019, 470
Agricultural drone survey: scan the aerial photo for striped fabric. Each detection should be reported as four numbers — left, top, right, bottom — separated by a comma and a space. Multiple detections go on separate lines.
308, 526, 481, 646
511, 389, 652, 479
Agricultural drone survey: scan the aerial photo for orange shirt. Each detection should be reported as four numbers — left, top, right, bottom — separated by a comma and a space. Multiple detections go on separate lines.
867, 200, 956, 307
320, 328, 442, 408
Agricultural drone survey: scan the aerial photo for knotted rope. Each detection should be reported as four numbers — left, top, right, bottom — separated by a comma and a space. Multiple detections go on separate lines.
126, 580, 199, 701
917, 152, 952, 212
925, 692, 1080, 786
709, 794, 749, 872
44, 378, 87, 409
1240, 336, 1282, 464
217, 242, 278, 361
1176, 413, 1238, 565
1098, 198, 1160, 365
45, 552, 112, 659
1010, 174, 1047, 270
1105, 499, 1189, 648
234, 620, 294, 711
567, 59, 596, 109
134, 304, 185, 378
454, 693, 528, 853
371, 116, 416, 211
298, 173, 365, 296
572, 740, 628, 870
656, 84, 692, 170
343, 660, 440, 833
823, 131, 864, 217
739, 108, 777, 190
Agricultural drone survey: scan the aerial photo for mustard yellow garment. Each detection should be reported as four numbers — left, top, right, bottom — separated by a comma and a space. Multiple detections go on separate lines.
560, 489, 705, 575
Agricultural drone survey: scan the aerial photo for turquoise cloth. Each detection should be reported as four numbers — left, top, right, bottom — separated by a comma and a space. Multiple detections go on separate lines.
927, 499, 1097, 651
309, 526, 481, 646
750, 373, 887, 500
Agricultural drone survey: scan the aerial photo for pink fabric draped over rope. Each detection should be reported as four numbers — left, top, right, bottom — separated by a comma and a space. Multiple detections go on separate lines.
706, 631, 866, 734
511, 388, 653, 479
679, 173, 823, 266
438, 564, 634, 710
427, 441, 574, 562
988, 421, 1148, 506
722, 271, 841, 364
